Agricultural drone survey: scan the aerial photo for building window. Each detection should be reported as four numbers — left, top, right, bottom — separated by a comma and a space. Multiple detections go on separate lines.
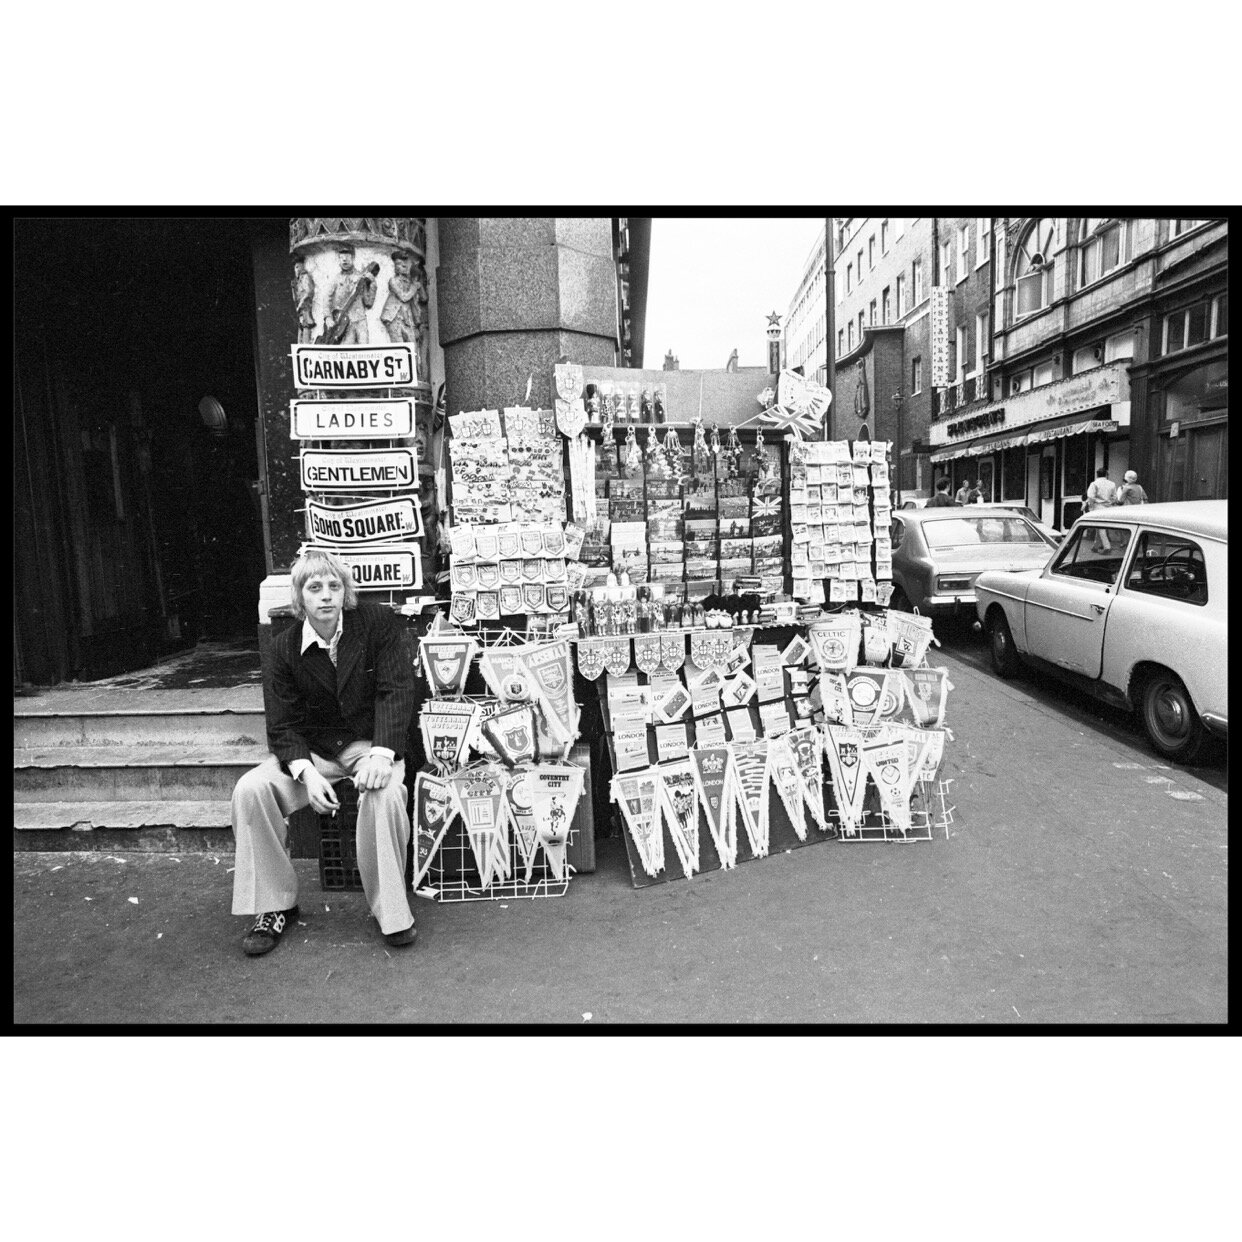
957, 225, 969, 281
1015, 218, 1056, 317
1033, 359, 1058, 387
857, 249, 864, 282
837, 328, 844, 356
858, 311, 865, 341
956, 325, 968, 379
896, 274, 906, 318
911, 356, 922, 395
1162, 295, 1226, 354
847, 322, 855, 351
869, 299, 877, 326
1105, 330, 1135, 362
1078, 218, 1132, 288
1172, 219, 1208, 237
1072, 344, 1100, 373
975, 311, 989, 373
977, 217, 991, 268
912, 258, 924, 305
896, 218, 906, 240
869, 235, 876, 269
881, 287, 891, 324
939, 241, 952, 286
881, 220, 889, 253
846, 262, 852, 293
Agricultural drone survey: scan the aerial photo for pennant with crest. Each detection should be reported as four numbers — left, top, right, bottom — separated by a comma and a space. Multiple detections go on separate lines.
528, 764, 585, 882
576, 638, 607, 682
845, 668, 905, 727
522, 640, 579, 748
767, 734, 808, 841
412, 771, 461, 890
660, 633, 686, 671
825, 724, 868, 837
899, 667, 952, 728
689, 631, 733, 672
657, 758, 701, 879
690, 746, 738, 869
611, 768, 665, 878
481, 703, 538, 768
419, 700, 478, 775
731, 740, 772, 859
450, 766, 507, 888
601, 636, 633, 677
504, 769, 541, 882
788, 725, 829, 832
634, 634, 663, 674
862, 727, 916, 835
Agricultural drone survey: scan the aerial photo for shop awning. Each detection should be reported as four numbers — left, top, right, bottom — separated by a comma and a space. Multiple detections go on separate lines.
930, 414, 1120, 462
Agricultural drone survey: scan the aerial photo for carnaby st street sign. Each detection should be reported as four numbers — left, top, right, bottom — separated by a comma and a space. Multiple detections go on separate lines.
290, 398, 415, 440
305, 497, 423, 546
300, 448, 418, 492
291, 343, 416, 389
303, 544, 423, 590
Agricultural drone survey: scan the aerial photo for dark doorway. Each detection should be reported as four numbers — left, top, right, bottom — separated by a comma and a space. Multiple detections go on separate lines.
14, 216, 270, 683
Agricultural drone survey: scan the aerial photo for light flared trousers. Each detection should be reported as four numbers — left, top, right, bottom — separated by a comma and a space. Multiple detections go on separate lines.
231, 740, 414, 935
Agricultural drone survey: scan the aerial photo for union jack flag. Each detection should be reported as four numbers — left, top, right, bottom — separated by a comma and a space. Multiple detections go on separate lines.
753, 496, 782, 519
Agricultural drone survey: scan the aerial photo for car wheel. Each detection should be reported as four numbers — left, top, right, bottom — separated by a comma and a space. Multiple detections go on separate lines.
986, 610, 1020, 679
889, 586, 912, 613
1139, 669, 1206, 763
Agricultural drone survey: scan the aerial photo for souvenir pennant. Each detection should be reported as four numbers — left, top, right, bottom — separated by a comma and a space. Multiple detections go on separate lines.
818, 672, 853, 725
504, 769, 541, 882
449, 592, 477, 627
887, 609, 936, 669
529, 764, 585, 882
825, 725, 868, 837
916, 728, 947, 786
789, 725, 828, 832
634, 634, 663, 674
478, 649, 524, 701
419, 700, 478, 774
412, 771, 460, 889
499, 585, 523, 614
845, 668, 905, 727
862, 729, 915, 834
768, 735, 807, 841
419, 634, 478, 698
466, 697, 504, 761
481, 703, 537, 767
522, 640, 579, 747
474, 529, 500, 560
731, 741, 771, 858
476, 562, 501, 591
808, 612, 861, 673
555, 397, 588, 439
498, 558, 522, 584
448, 525, 476, 559
576, 638, 607, 681
690, 631, 733, 671
450, 766, 507, 888
657, 758, 701, 879
523, 583, 546, 612
660, 633, 686, 671
860, 612, 892, 666
900, 667, 951, 728
690, 746, 737, 869
612, 768, 665, 878
601, 636, 632, 677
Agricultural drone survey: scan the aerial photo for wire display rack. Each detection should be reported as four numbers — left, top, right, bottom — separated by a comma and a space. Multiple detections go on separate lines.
427, 812, 574, 902
829, 776, 953, 842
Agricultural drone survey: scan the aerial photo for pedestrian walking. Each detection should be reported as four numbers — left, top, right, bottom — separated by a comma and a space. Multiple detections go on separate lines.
1084, 467, 1118, 552
955, 478, 973, 506
927, 478, 957, 507
1116, 470, 1149, 505
229, 549, 418, 956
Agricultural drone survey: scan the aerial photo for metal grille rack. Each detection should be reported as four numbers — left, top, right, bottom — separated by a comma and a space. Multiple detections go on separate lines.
427, 811, 573, 902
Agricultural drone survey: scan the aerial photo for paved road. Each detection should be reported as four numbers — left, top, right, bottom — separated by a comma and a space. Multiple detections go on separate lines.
13, 643, 1227, 1025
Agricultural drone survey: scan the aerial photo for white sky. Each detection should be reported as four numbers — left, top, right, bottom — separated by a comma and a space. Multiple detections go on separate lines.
641, 217, 826, 371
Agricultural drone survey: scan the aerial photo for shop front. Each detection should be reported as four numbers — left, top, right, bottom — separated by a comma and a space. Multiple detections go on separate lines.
1151, 356, 1227, 502
928, 362, 1132, 529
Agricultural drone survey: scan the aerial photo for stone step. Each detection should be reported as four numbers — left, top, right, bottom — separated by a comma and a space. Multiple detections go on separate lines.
13, 743, 268, 802
14, 799, 234, 830
13, 709, 268, 749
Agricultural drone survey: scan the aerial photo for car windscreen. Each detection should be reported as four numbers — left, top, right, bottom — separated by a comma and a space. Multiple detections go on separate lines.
921, 516, 1047, 548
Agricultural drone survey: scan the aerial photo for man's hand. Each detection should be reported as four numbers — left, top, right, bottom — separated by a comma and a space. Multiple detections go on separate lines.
353, 753, 394, 792
303, 767, 341, 816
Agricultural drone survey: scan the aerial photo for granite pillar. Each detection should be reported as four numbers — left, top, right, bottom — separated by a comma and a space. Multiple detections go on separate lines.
435, 218, 621, 415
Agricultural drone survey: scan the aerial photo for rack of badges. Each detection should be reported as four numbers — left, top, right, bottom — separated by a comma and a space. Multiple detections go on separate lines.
289, 343, 428, 604
410, 619, 586, 900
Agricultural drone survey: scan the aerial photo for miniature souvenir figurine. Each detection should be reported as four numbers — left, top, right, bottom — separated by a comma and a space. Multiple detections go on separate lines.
380, 249, 418, 343
654, 383, 667, 425
291, 256, 316, 343
691, 411, 708, 479
640, 387, 653, 424
624, 423, 642, 476
321, 245, 378, 344
663, 426, 685, 478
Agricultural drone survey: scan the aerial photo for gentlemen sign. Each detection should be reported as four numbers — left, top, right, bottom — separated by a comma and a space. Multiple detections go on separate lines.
930, 286, 950, 387
305, 497, 423, 545
304, 544, 423, 589
292, 343, 416, 389
300, 448, 417, 492
290, 398, 415, 440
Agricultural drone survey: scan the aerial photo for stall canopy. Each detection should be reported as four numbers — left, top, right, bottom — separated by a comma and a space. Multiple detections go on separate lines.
931, 413, 1119, 462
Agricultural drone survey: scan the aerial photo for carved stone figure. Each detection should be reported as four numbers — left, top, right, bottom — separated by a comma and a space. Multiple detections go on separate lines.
324, 245, 378, 344
292, 257, 317, 343
381, 250, 417, 343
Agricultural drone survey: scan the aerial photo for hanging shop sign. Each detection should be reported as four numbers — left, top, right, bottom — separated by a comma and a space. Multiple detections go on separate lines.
290, 397, 415, 440
305, 496, 423, 546
300, 448, 418, 492
303, 543, 423, 589
291, 343, 417, 390
930, 286, 951, 388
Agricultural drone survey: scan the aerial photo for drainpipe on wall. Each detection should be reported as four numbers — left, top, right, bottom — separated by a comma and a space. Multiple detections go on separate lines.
824, 218, 835, 440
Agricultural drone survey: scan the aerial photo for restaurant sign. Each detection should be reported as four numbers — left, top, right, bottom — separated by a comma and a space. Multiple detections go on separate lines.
305, 496, 422, 546
300, 448, 418, 492
290, 398, 415, 440
930, 287, 951, 388
303, 544, 423, 590
1039, 369, 1121, 417
291, 343, 417, 390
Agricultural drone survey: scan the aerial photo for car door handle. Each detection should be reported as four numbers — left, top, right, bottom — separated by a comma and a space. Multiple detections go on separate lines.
1091, 603, 1105, 614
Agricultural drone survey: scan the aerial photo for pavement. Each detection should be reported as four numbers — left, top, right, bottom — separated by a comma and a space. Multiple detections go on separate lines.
13, 645, 1229, 1026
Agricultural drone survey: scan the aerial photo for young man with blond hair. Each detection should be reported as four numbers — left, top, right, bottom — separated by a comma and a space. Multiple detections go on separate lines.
230, 549, 417, 956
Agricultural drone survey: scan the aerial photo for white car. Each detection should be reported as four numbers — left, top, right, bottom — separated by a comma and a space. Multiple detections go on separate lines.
974, 500, 1227, 762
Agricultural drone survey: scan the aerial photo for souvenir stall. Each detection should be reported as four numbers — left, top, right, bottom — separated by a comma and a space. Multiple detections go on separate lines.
415, 362, 956, 895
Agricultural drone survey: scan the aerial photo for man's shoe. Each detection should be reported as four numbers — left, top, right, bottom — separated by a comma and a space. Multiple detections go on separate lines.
242, 905, 299, 957
383, 919, 417, 948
